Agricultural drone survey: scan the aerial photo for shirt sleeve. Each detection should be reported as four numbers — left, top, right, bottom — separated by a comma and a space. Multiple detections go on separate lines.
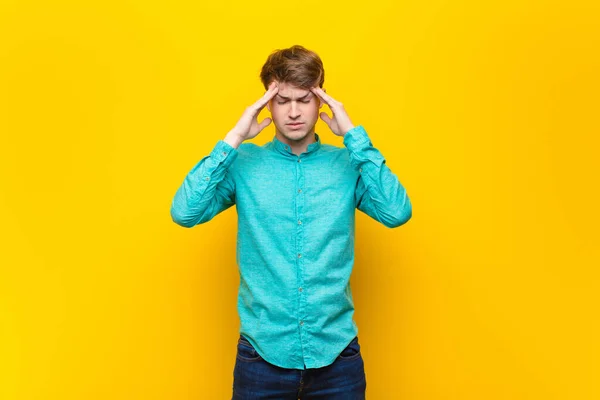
170, 140, 238, 227
343, 125, 412, 228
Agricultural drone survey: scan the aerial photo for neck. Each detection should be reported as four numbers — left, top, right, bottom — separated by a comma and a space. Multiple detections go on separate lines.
276, 129, 316, 156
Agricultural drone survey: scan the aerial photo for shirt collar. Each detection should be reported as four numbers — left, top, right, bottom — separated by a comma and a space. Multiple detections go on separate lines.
271, 132, 322, 156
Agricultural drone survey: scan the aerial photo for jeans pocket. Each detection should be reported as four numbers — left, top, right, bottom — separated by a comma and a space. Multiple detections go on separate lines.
237, 336, 263, 362
337, 336, 361, 361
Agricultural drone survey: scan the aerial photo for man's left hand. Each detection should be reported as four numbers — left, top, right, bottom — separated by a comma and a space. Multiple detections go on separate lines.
311, 87, 355, 137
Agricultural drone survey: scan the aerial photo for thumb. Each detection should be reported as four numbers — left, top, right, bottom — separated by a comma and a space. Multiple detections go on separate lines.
257, 117, 272, 132
320, 112, 332, 126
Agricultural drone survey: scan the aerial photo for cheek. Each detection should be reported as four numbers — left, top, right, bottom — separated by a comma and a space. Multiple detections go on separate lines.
270, 107, 285, 120
306, 105, 319, 119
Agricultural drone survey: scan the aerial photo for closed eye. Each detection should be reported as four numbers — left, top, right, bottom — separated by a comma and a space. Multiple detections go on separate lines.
277, 99, 311, 105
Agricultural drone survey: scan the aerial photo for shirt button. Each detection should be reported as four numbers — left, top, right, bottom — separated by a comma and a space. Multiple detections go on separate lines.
298, 189, 302, 193
298, 253, 302, 258
205, 177, 210, 181
359, 168, 363, 173
297, 159, 301, 163
298, 287, 303, 292
298, 220, 302, 225
222, 151, 227, 155
299, 321, 304, 325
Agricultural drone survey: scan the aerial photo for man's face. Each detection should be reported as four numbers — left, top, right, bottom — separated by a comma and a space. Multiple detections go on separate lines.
267, 82, 322, 142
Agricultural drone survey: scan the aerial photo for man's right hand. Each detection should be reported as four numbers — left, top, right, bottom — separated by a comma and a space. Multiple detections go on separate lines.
224, 81, 279, 148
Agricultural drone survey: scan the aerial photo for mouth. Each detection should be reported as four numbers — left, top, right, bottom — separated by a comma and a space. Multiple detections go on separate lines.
287, 122, 304, 129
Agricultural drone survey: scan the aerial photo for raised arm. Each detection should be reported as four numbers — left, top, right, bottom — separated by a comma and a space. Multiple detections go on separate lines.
309, 86, 412, 228
170, 81, 280, 228
344, 125, 412, 228
170, 141, 238, 227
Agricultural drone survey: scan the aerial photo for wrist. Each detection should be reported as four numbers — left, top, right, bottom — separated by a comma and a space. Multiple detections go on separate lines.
341, 124, 355, 137
224, 130, 245, 149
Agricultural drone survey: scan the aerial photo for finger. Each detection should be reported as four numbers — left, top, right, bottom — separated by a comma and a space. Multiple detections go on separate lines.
319, 112, 332, 126
310, 87, 329, 106
257, 117, 272, 132
260, 82, 279, 103
311, 87, 336, 106
262, 81, 280, 102
266, 80, 278, 94
252, 82, 279, 112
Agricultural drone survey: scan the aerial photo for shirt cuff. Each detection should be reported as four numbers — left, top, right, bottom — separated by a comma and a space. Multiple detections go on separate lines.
211, 140, 238, 167
343, 125, 371, 151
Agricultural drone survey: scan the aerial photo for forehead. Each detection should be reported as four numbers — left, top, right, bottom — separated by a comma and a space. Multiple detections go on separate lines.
276, 83, 311, 98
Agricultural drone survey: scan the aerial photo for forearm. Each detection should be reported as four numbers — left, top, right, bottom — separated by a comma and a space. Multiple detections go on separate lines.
344, 125, 412, 228
170, 139, 238, 227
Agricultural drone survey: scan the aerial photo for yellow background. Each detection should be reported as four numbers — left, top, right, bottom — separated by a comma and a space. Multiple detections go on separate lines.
1, 0, 598, 398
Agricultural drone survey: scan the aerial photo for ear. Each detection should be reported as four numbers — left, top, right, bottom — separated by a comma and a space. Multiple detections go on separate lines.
266, 100, 271, 112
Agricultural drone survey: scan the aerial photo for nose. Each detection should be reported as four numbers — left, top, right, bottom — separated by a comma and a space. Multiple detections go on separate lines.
289, 102, 301, 118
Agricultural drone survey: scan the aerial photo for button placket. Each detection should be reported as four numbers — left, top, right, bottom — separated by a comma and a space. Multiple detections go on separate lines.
295, 154, 308, 360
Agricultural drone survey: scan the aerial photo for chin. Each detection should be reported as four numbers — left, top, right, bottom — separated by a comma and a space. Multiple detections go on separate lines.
282, 126, 314, 141
287, 130, 308, 139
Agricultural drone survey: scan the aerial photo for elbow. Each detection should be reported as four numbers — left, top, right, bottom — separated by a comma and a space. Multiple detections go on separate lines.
170, 205, 198, 228
384, 201, 412, 228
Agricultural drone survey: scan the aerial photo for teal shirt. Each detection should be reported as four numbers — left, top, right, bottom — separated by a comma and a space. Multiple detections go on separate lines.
171, 125, 412, 369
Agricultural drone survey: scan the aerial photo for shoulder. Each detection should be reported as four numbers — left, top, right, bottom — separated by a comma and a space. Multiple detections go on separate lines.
229, 142, 267, 170
237, 142, 267, 159
319, 142, 351, 162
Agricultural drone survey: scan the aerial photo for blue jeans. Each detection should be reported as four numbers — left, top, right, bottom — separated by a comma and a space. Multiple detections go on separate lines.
232, 334, 367, 399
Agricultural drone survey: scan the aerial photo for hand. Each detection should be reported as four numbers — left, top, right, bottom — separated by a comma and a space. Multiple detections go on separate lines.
227, 81, 279, 144
310, 87, 355, 137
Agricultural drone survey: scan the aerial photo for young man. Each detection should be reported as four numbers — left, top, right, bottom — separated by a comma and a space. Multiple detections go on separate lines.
171, 45, 412, 399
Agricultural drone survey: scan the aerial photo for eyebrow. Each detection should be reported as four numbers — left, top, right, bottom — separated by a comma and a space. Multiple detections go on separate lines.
276, 92, 312, 101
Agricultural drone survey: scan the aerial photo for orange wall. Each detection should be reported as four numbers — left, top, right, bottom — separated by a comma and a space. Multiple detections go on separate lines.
1, 0, 598, 398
